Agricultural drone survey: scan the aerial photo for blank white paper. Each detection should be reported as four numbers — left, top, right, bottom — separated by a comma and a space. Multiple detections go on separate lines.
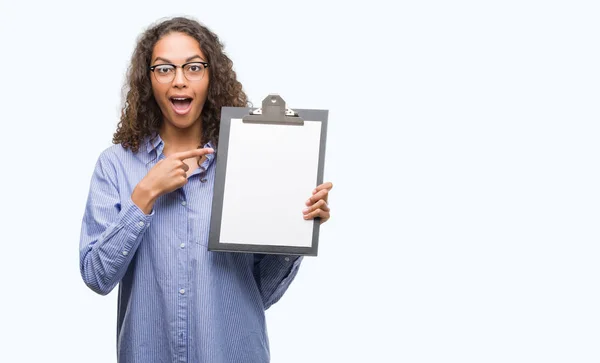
219, 118, 322, 247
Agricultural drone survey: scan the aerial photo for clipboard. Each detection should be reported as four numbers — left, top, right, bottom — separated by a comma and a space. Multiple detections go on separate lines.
208, 94, 328, 256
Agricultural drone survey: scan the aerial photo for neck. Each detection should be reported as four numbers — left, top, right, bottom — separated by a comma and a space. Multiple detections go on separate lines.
160, 119, 204, 155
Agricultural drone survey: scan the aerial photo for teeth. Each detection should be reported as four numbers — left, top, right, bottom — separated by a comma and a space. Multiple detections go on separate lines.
172, 97, 189, 101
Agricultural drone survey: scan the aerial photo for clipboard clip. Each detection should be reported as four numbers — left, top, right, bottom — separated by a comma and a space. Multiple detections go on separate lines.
243, 94, 304, 125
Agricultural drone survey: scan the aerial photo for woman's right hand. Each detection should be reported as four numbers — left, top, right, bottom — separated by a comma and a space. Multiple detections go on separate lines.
132, 147, 214, 214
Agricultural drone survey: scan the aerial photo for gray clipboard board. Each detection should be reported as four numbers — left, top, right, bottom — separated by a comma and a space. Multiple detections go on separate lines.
208, 94, 328, 256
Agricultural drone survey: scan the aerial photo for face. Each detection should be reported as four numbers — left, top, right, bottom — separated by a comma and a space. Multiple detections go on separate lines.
150, 32, 209, 130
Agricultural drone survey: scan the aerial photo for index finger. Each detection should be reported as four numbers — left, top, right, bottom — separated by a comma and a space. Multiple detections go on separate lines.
312, 181, 333, 194
172, 147, 215, 160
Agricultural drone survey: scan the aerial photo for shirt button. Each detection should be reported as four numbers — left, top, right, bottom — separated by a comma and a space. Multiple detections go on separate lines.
180, 243, 185, 248
122, 251, 128, 256
138, 221, 145, 227
284, 257, 290, 262
200, 178, 207, 183
179, 289, 185, 295
181, 201, 187, 206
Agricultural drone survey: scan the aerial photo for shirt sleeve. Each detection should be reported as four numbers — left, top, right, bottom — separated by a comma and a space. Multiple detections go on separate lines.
79, 152, 153, 296
253, 254, 303, 309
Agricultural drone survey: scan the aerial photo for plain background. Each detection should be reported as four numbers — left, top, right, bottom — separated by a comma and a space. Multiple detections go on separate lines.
1, 0, 599, 362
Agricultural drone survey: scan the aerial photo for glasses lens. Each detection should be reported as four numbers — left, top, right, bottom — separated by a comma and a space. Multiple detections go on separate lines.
184, 63, 206, 81
154, 65, 175, 83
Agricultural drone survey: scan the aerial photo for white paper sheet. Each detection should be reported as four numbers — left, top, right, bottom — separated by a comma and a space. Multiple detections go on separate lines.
219, 118, 322, 247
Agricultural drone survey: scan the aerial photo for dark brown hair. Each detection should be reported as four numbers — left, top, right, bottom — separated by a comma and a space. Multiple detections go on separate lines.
113, 16, 248, 152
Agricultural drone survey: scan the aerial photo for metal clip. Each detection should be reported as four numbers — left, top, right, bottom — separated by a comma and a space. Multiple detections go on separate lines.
242, 94, 304, 125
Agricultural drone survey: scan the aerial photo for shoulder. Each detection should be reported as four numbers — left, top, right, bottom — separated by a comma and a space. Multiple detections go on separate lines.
93, 143, 144, 176
94, 143, 128, 165
98, 141, 149, 162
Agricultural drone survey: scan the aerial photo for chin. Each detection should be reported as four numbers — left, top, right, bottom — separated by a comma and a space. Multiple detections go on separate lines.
172, 119, 197, 129
166, 112, 202, 129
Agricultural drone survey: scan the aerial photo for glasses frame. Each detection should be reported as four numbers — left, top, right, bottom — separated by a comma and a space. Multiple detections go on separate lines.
149, 61, 210, 83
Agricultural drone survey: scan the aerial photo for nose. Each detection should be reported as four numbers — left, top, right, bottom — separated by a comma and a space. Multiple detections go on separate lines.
172, 67, 187, 88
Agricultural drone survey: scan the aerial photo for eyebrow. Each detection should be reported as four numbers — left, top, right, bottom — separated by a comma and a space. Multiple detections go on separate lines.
152, 55, 205, 64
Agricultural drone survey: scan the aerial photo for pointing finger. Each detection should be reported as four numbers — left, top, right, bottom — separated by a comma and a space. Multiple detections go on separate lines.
173, 147, 214, 161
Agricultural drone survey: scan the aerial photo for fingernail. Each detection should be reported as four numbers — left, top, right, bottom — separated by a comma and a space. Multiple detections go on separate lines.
306, 199, 311, 205
303, 208, 309, 213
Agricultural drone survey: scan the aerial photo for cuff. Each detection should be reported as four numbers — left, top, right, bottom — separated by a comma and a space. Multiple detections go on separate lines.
121, 198, 154, 235
275, 254, 303, 269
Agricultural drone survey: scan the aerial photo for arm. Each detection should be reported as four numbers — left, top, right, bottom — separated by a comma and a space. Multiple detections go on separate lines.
252, 181, 333, 309
253, 254, 303, 310
79, 147, 214, 295
79, 153, 153, 295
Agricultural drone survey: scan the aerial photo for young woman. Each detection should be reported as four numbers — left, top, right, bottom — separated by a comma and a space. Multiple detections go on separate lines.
79, 16, 333, 363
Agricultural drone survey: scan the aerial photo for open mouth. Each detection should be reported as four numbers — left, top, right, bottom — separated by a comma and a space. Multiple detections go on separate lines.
170, 97, 193, 115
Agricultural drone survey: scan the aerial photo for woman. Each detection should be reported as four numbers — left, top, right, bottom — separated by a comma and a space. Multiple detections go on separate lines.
79, 16, 333, 363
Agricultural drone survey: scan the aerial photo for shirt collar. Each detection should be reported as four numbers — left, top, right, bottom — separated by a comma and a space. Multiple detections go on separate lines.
146, 133, 164, 154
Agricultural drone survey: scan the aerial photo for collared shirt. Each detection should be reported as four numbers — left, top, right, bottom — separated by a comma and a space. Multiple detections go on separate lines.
79, 134, 302, 363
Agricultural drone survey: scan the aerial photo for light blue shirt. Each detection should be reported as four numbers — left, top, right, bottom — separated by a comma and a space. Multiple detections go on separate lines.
79, 134, 302, 363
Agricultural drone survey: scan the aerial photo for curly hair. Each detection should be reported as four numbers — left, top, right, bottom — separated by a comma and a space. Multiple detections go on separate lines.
113, 16, 248, 152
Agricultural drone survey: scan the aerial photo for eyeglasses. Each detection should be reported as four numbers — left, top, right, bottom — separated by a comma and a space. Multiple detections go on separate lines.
149, 61, 210, 83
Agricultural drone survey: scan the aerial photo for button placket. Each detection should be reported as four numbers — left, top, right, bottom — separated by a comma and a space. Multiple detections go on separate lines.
176, 187, 189, 361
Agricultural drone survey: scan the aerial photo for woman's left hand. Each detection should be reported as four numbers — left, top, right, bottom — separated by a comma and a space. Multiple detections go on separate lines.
303, 182, 333, 223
